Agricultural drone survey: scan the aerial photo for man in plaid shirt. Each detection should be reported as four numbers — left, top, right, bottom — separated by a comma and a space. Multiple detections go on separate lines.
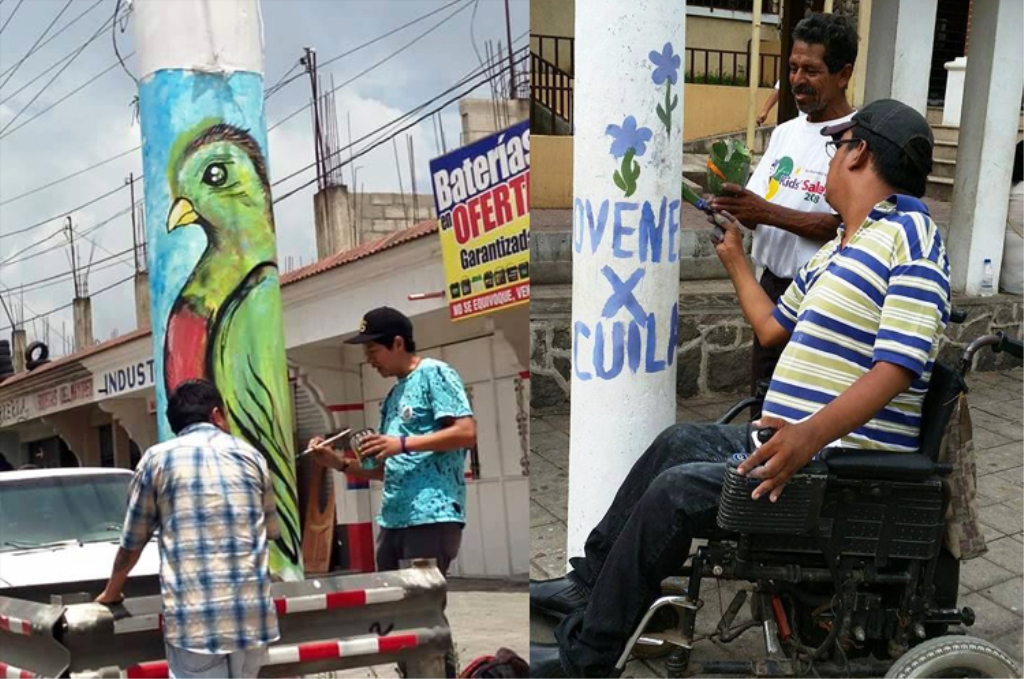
96, 379, 280, 678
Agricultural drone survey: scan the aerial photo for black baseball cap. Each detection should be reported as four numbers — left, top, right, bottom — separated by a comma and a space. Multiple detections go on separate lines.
344, 307, 414, 345
821, 98, 934, 175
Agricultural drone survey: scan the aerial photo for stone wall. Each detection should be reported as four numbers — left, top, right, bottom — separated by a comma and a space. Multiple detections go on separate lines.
530, 282, 1024, 408
352, 191, 435, 244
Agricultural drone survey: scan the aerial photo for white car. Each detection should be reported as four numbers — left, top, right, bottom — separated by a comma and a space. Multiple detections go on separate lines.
0, 467, 160, 601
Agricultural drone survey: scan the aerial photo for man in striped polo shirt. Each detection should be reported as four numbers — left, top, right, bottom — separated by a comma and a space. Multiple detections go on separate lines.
530, 99, 950, 678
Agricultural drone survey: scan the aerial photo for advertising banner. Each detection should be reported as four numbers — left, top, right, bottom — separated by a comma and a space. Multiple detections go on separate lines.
430, 120, 530, 321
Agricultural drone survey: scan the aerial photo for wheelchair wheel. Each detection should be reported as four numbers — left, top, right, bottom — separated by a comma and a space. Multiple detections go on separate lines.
885, 635, 1021, 678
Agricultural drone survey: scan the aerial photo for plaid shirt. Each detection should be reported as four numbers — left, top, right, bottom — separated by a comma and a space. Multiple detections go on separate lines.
121, 423, 280, 653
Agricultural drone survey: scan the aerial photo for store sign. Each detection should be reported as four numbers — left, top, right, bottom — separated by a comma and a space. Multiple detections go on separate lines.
430, 120, 530, 321
0, 376, 96, 428
96, 359, 157, 397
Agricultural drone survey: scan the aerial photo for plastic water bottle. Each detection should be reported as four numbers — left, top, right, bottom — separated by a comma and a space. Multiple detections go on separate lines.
980, 259, 995, 297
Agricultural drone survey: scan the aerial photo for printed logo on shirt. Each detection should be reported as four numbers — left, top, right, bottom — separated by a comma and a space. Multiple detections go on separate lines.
400, 405, 414, 422
763, 155, 826, 204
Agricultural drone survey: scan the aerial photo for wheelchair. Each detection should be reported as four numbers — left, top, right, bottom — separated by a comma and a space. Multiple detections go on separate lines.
619, 323, 1024, 678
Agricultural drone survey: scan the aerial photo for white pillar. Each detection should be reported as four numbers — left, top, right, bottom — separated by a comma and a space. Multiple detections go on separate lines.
942, 57, 968, 127
863, 0, 938, 115
134, 0, 304, 581
948, 0, 1024, 294
568, 0, 685, 560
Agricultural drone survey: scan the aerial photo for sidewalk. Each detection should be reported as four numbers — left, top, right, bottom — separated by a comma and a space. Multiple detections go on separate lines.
530, 367, 1023, 676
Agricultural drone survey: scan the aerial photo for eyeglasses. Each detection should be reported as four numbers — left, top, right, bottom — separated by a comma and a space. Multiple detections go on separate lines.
825, 138, 862, 158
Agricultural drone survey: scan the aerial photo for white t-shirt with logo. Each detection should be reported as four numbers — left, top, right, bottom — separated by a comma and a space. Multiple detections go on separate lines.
747, 111, 854, 279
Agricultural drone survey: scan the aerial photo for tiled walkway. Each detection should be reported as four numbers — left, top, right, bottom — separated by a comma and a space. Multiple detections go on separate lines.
530, 367, 1023, 676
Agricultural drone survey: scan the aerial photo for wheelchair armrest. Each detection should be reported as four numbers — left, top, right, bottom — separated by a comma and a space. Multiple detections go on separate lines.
820, 448, 936, 481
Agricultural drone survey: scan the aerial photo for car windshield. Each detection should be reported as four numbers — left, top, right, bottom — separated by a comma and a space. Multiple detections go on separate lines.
0, 475, 131, 551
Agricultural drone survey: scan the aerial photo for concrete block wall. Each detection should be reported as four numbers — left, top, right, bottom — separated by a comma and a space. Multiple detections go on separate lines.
530, 284, 1024, 408
351, 191, 434, 244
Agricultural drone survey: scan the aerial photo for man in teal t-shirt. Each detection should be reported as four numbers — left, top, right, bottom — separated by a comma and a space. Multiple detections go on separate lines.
310, 306, 477, 575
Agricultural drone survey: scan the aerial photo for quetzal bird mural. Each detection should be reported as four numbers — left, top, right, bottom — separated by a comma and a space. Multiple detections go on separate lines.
164, 121, 303, 580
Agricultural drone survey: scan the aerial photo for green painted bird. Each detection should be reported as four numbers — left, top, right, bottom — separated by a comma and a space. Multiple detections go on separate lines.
165, 121, 303, 581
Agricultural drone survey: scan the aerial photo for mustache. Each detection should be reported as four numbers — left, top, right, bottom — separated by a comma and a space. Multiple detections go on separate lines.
793, 86, 817, 96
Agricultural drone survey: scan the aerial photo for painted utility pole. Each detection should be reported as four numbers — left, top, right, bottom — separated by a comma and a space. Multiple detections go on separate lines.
567, 1, 685, 560
134, 0, 304, 581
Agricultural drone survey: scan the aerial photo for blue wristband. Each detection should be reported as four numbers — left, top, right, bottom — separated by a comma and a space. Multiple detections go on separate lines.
400, 435, 408, 454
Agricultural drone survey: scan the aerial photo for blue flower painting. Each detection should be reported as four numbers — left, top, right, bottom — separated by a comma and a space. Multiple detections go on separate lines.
649, 42, 681, 85
606, 116, 651, 198
650, 42, 680, 136
606, 115, 652, 159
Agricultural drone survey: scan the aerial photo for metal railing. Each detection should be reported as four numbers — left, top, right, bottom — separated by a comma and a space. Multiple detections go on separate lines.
531, 52, 573, 134
530, 34, 574, 75
0, 562, 451, 678
685, 46, 780, 88
687, 0, 780, 13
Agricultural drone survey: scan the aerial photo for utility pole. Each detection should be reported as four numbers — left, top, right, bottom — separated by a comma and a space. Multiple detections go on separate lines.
127, 173, 151, 330
133, 0, 303, 581
302, 46, 325, 190
567, 0, 685, 561
126, 173, 139, 270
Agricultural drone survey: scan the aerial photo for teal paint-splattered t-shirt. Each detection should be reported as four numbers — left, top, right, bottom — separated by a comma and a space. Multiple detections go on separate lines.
374, 357, 473, 529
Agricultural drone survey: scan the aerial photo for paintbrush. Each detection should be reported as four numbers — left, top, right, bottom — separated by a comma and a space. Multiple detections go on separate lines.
297, 428, 353, 459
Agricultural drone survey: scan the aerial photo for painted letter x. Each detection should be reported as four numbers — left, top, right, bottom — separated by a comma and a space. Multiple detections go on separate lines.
601, 265, 647, 323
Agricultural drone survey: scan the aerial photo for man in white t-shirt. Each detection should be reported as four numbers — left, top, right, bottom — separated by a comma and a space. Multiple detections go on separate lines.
712, 13, 859, 394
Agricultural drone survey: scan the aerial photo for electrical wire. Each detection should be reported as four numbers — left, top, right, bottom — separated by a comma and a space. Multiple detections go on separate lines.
0, 0, 75, 92
0, 273, 134, 333
268, 0, 474, 133
271, 40, 526, 192
0, 0, 105, 83
0, 147, 140, 207
0, 0, 25, 37
111, 0, 137, 86
0, 202, 137, 266
0, 183, 127, 241
7, 247, 134, 294
0, 8, 115, 104
273, 47, 528, 205
0, 13, 115, 137
0, 55, 132, 140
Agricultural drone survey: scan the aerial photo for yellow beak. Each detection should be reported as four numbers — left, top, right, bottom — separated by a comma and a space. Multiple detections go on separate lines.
167, 198, 199, 231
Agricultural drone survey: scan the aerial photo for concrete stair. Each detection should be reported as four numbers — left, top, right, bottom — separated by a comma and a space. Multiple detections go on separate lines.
924, 106, 1024, 201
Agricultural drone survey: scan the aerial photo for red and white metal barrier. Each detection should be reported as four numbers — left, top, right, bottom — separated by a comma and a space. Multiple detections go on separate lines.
0, 615, 32, 636
0, 661, 36, 679
50, 563, 451, 678
107, 632, 423, 678
114, 585, 408, 634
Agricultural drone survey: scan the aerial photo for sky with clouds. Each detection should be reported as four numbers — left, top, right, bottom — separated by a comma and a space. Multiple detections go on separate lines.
0, 0, 526, 356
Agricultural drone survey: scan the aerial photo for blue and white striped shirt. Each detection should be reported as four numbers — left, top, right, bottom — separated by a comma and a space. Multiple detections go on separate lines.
764, 195, 951, 452
121, 423, 280, 653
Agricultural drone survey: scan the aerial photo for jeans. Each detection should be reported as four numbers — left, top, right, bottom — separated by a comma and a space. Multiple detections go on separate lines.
377, 522, 463, 678
554, 422, 748, 678
165, 643, 265, 679
376, 522, 463, 575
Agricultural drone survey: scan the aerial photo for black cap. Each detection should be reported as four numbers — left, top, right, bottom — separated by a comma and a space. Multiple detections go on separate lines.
821, 99, 934, 175
344, 307, 414, 345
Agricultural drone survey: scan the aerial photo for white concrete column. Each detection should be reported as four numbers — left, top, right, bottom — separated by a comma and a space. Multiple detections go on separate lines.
863, 0, 938, 115
948, 0, 1024, 294
568, 0, 685, 560
942, 57, 968, 127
